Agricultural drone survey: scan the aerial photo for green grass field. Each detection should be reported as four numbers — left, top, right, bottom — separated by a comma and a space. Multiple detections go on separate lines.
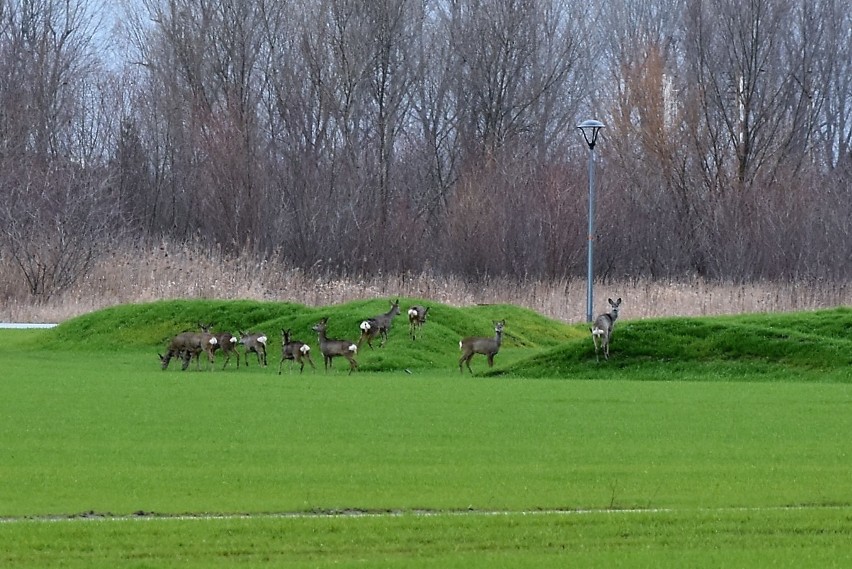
1, 301, 851, 567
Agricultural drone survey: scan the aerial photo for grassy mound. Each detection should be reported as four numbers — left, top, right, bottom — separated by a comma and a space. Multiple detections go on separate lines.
29, 300, 852, 379
39, 298, 579, 373
499, 307, 852, 381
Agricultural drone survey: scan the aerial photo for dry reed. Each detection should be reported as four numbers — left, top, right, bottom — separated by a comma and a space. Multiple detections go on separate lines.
1, 241, 849, 324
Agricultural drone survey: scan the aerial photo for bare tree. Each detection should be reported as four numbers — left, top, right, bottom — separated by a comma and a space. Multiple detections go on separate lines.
1, 163, 119, 300
0, 0, 101, 160
447, 0, 580, 159
595, 0, 689, 277
129, 0, 272, 249
683, 0, 816, 189
0, 0, 122, 299
809, 0, 852, 171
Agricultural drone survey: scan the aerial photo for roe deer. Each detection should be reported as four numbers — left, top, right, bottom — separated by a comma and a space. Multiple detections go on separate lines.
239, 331, 268, 367
312, 317, 358, 374
358, 299, 401, 349
181, 322, 220, 371
211, 330, 240, 369
159, 324, 218, 371
591, 298, 622, 362
408, 305, 430, 340
459, 320, 505, 374
278, 328, 315, 374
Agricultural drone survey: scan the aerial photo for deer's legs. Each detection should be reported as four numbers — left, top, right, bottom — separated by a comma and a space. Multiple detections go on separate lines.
459, 353, 475, 374
304, 354, 315, 372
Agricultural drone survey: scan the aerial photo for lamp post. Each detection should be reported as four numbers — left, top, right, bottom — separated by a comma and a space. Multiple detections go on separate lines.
577, 119, 605, 323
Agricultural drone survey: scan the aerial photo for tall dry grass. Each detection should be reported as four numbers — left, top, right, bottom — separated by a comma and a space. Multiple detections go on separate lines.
1, 241, 849, 323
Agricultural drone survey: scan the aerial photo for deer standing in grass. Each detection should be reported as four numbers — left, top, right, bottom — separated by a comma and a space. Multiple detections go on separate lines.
312, 317, 358, 374
159, 324, 218, 371
211, 330, 240, 369
591, 298, 622, 362
459, 320, 505, 374
239, 331, 268, 367
358, 299, 401, 349
278, 329, 315, 374
408, 305, 430, 340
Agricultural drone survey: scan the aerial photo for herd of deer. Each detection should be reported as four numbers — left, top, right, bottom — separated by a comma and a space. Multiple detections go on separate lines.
159, 297, 622, 374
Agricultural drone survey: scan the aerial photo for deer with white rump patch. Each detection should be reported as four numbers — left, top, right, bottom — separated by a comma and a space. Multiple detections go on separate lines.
239, 331, 268, 367
358, 299, 401, 349
159, 323, 218, 371
312, 317, 358, 374
591, 298, 622, 362
408, 305, 430, 340
459, 320, 505, 374
278, 329, 315, 374
211, 330, 240, 369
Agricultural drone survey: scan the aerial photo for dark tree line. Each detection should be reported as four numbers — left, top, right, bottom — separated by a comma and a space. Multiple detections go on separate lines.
1, 0, 850, 300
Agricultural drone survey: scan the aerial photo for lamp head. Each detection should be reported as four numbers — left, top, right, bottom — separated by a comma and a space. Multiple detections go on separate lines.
577, 119, 605, 149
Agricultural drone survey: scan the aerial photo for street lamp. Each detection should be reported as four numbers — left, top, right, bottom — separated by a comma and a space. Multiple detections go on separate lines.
577, 119, 605, 323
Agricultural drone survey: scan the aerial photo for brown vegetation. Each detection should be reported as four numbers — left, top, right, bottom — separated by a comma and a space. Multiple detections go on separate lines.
0, 242, 848, 324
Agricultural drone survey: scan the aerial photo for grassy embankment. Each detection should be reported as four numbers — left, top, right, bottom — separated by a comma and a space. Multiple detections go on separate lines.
1, 300, 850, 567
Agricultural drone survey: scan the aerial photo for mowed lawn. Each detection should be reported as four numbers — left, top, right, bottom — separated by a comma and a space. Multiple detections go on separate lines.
1, 304, 852, 567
